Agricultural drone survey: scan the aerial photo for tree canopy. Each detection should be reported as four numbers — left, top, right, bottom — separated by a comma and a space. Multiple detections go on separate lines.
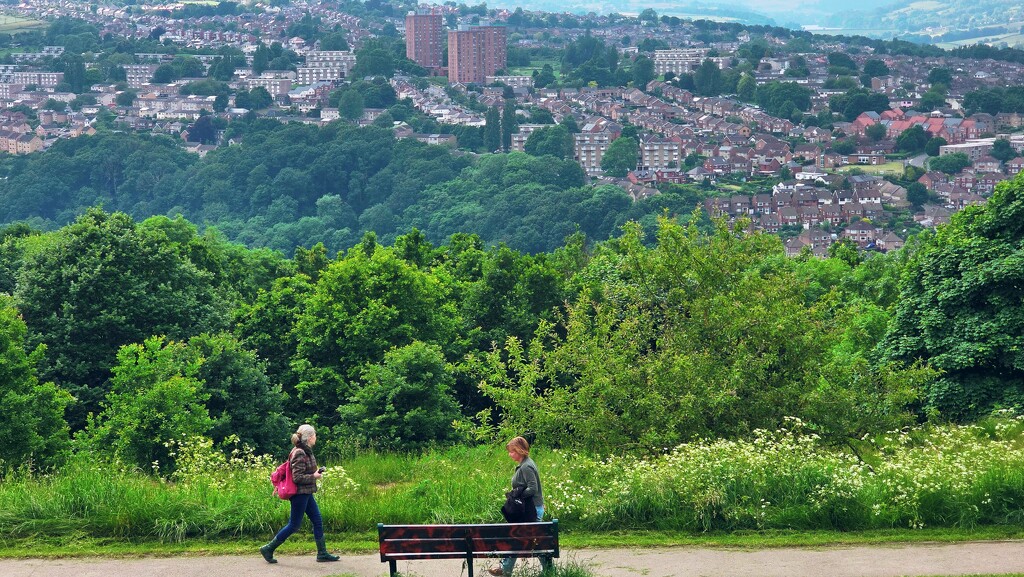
883, 176, 1024, 419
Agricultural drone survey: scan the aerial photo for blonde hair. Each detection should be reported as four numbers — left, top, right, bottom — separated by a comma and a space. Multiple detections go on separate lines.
506, 436, 530, 458
292, 424, 316, 447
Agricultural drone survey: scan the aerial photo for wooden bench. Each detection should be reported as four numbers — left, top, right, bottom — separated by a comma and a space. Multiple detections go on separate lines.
378, 520, 559, 577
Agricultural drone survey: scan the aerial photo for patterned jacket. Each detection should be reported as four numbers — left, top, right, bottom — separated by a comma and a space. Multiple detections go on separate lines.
289, 445, 319, 495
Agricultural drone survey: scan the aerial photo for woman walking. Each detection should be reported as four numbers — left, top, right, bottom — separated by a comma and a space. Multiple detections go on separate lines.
489, 435, 553, 576
260, 424, 340, 563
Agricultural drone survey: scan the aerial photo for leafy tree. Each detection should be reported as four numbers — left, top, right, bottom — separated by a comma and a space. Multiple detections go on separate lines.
252, 42, 271, 75
187, 332, 289, 454
352, 43, 396, 78
179, 79, 229, 98
208, 57, 235, 82
338, 341, 460, 449
638, 8, 659, 24
372, 110, 394, 127
863, 59, 889, 78
693, 59, 721, 96
927, 67, 952, 86
350, 78, 397, 109
601, 136, 638, 177
152, 63, 177, 83
829, 88, 890, 122
234, 274, 313, 417
896, 125, 929, 154
501, 99, 518, 152
268, 55, 296, 72
755, 81, 811, 117
928, 152, 971, 174
172, 56, 205, 79
832, 140, 856, 155
904, 164, 926, 182
292, 240, 458, 426
187, 115, 217, 144
0, 295, 73, 469
738, 40, 767, 67
455, 242, 568, 360
115, 90, 136, 107
882, 177, 1024, 419
865, 122, 887, 142
320, 31, 350, 51
925, 136, 947, 157
484, 106, 501, 152
524, 124, 574, 160
827, 51, 857, 73
471, 217, 914, 451
906, 182, 928, 207
251, 86, 275, 109
14, 210, 227, 429
338, 90, 365, 121
534, 63, 555, 88
737, 73, 756, 102
632, 55, 655, 88
55, 53, 88, 93
69, 93, 97, 112
529, 108, 554, 124
560, 115, 579, 134
963, 88, 1004, 116
83, 336, 213, 472
920, 90, 947, 111
991, 138, 1016, 163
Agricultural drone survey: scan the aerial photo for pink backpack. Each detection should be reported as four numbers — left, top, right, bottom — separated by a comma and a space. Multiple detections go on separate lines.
270, 450, 298, 500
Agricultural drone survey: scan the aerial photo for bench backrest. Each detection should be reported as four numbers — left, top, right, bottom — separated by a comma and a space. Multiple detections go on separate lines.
378, 521, 559, 562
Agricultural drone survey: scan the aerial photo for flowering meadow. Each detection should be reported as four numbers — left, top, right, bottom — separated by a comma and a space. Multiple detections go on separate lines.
543, 416, 1024, 531
1, 418, 1023, 541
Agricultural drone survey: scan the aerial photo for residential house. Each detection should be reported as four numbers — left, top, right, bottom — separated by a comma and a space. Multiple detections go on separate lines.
1006, 157, 1024, 176
972, 155, 1001, 173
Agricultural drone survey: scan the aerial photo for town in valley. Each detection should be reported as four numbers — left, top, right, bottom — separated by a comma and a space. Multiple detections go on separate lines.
3, 0, 1024, 256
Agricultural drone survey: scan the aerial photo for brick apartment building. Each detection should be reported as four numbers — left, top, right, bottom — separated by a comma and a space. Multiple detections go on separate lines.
447, 23, 507, 85
405, 10, 444, 69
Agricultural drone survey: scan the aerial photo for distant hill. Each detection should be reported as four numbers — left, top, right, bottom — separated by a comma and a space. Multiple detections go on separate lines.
487, 0, 893, 26
491, 0, 1024, 45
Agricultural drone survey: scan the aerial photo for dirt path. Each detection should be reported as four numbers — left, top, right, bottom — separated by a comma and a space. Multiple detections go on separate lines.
3, 541, 1024, 577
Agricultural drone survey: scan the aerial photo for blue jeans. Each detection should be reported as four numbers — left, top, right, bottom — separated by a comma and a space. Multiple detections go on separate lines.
273, 493, 324, 542
501, 506, 552, 575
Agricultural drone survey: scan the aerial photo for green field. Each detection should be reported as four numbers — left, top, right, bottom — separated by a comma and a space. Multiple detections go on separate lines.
936, 33, 1024, 49
809, 28, 900, 38
0, 15, 46, 34
508, 59, 562, 79
834, 161, 905, 176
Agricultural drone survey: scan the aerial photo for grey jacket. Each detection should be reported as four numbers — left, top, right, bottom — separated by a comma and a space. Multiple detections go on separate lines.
511, 456, 543, 507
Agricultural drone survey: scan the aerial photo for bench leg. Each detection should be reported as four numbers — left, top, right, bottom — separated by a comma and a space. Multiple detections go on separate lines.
467, 555, 473, 577
389, 559, 397, 577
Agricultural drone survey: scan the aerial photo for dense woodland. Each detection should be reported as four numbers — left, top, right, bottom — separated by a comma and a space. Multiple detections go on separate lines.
1, 165, 1021, 472
0, 122, 706, 255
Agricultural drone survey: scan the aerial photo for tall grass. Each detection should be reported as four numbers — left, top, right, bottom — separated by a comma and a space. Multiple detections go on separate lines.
2, 418, 1024, 541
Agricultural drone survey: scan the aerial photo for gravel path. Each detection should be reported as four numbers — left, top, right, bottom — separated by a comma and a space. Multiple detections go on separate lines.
3, 541, 1024, 577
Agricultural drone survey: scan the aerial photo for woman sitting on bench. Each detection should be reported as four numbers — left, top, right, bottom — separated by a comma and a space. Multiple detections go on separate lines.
489, 436, 554, 576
